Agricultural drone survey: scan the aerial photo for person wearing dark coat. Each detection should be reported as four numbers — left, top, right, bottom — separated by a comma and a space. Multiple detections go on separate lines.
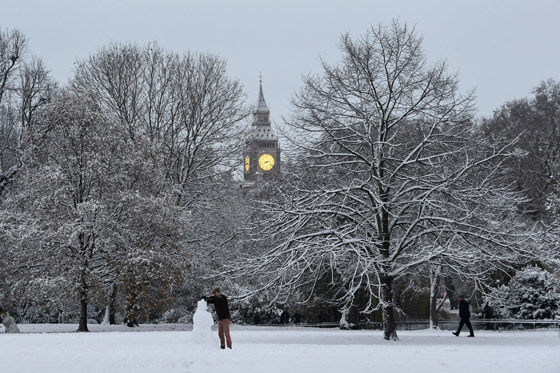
205, 288, 232, 349
280, 309, 290, 324
453, 295, 474, 337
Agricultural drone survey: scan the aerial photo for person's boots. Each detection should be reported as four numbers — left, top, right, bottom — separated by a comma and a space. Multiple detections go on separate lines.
467, 334, 475, 337
452, 332, 459, 336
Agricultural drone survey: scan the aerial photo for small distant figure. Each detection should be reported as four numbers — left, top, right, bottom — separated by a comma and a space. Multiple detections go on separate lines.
292, 312, 302, 324
253, 311, 261, 325
124, 304, 140, 327
1, 310, 20, 333
280, 309, 290, 324
205, 288, 232, 349
124, 314, 140, 327
453, 295, 474, 337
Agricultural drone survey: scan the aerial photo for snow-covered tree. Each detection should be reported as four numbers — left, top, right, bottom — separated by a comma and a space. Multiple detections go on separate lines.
413, 251, 492, 329
481, 79, 560, 219
2, 41, 251, 326
485, 266, 560, 319
70, 42, 249, 207
540, 184, 560, 279
0, 28, 56, 194
69, 43, 252, 311
1, 90, 186, 330
1, 92, 115, 331
235, 21, 534, 340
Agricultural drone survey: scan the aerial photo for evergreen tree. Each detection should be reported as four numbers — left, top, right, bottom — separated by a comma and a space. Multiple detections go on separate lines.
486, 266, 560, 319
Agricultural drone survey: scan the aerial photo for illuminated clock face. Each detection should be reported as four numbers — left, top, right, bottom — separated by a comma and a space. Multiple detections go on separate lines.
245, 156, 250, 173
258, 154, 275, 171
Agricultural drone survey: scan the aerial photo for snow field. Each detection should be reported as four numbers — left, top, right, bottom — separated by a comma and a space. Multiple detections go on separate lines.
1, 327, 559, 373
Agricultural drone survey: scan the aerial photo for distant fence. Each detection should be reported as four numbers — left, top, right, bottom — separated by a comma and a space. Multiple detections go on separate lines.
255, 319, 560, 332
396, 319, 560, 331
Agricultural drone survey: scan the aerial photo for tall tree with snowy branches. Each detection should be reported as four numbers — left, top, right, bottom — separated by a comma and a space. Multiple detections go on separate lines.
235, 21, 533, 340
68, 43, 251, 319
70, 42, 249, 207
0, 28, 56, 195
1, 90, 186, 331
481, 80, 560, 220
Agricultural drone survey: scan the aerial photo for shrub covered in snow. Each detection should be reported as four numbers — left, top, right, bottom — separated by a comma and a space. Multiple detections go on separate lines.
485, 266, 560, 319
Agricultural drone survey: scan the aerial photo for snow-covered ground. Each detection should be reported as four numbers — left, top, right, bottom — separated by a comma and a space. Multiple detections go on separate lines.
1, 325, 559, 373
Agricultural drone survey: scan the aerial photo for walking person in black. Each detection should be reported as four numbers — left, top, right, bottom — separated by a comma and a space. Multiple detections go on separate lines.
453, 295, 475, 337
205, 288, 232, 349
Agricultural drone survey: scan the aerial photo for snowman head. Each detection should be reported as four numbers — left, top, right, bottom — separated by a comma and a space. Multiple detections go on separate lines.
197, 299, 208, 311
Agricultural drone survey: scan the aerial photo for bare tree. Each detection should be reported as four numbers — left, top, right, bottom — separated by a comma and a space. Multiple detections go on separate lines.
0, 28, 28, 192
481, 79, 560, 219
235, 21, 533, 340
0, 28, 55, 194
0, 28, 27, 105
68, 42, 251, 320
71, 42, 249, 207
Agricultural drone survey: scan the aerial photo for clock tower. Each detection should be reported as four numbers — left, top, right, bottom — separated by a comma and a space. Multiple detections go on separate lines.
244, 77, 280, 181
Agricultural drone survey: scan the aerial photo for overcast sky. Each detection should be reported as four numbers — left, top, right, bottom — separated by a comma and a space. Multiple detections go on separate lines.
4, 0, 559, 123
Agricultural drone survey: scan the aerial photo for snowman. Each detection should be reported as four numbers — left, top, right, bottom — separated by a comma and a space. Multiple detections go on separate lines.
192, 299, 218, 348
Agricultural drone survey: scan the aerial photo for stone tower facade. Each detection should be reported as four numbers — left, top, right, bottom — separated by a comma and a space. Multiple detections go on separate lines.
244, 78, 280, 181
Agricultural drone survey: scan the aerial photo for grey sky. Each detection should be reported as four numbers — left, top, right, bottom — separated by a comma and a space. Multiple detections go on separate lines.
3, 0, 559, 123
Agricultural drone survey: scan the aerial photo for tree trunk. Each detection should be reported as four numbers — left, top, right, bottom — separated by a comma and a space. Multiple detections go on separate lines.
380, 274, 398, 340
124, 290, 139, 327
77, 290, 89, 332
339, 309, 351, 329
445, 277, 457, 310
109, 309, 116, 325
102, 306, 110, 325
429, 267, 440, 329
77, 264, 89, 332
429, 277, 439, 329
109, 283, 117, 325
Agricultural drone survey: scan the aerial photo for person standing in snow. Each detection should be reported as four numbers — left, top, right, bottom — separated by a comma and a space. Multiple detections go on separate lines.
205, 288, 232, 349
453, 295, 474, 337
280, 309, 290, 324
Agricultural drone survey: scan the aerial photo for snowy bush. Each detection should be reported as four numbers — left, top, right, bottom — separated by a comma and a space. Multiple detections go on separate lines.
485, 266, 560, 319
177, 312, 193, 324
159, 308, 193, 324
159, 309, 178, 323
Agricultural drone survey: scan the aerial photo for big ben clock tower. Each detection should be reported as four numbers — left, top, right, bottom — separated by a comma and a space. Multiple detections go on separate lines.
244, 76, 280, 181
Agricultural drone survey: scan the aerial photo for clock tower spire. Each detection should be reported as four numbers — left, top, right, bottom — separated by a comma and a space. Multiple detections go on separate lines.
244, 76, 281, 181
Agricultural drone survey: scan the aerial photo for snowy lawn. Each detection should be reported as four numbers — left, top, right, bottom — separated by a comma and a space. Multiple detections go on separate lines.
1, 325, 559, 373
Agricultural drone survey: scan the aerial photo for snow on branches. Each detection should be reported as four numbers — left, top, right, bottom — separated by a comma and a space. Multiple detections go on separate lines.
234, 21, 537, 341
485, 266, 560, 319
